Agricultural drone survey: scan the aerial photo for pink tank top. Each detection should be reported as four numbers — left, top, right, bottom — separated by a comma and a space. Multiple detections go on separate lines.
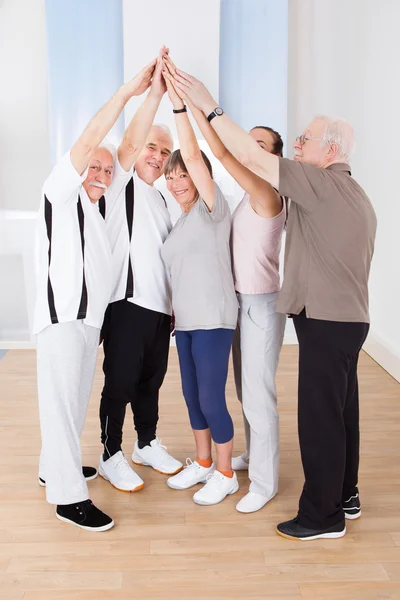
231, 194, 286, 294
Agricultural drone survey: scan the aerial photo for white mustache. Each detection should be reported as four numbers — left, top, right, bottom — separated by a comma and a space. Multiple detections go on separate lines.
89, 182, 107, 189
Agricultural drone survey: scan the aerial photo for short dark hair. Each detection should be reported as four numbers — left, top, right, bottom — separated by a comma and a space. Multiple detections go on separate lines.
164, 149, 213, 179
251, 126, 284, 156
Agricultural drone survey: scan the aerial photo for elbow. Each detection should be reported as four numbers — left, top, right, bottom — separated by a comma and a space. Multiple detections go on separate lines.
213, 147, 228, 162
180, 151, 202, 165
238, 152, 252, 169
120, 137, 140, 157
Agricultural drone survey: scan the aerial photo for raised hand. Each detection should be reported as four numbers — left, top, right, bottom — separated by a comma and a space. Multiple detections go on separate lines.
162, 56, 186, 109
124, 58, 157, 98
169, 67, 217, 115
149, 45, 169, 99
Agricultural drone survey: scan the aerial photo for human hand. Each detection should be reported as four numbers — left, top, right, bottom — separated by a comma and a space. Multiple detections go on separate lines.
168, 66, 217, 115
149, 45, 169, 99
162, 55, 185, 110
124, 58, 157, 98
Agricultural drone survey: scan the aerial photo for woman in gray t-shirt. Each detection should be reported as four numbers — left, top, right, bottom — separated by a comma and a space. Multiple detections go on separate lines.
161, 58, 238, 506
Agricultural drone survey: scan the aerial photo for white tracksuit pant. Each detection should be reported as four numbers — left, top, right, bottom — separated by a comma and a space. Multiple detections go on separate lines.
37, 321, 99, 505
232, 292, 286, 500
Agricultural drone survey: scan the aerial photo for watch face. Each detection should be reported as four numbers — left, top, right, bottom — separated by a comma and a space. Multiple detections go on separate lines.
215, 107, 224, 116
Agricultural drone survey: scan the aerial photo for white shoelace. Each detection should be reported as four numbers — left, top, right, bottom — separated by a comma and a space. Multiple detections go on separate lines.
183, 458, 201, 472
204, 470, 225, 488
112, 453, 132, 476
150, 439, 172, 459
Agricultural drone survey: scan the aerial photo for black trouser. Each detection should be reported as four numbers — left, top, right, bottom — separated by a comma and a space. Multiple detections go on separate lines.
293, 310, 369, 529
100, 300, 171, 458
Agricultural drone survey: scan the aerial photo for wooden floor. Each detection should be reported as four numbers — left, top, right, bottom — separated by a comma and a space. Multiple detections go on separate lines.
0, 347, 400, 599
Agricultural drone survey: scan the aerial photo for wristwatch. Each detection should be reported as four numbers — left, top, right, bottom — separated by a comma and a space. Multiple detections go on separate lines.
207, 106, 224, 122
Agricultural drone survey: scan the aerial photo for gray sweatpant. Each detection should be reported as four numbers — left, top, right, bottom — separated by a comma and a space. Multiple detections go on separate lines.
37, 321, 99, 505
233, 292, 286, 499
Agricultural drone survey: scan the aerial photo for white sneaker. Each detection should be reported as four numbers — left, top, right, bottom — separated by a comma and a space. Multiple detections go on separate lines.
193, 470, 239, 506
232, 452, 249, 471
132, 439, 183, 475
167, 459, 215, 490
99, 451, 144, 492
236, 491, 270, 513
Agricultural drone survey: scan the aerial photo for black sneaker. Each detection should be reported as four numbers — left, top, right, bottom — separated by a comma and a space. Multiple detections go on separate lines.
56, 500, 114, 531
276, 517, 346, 541
39, 466, 98, 487
343, 492, 361, 520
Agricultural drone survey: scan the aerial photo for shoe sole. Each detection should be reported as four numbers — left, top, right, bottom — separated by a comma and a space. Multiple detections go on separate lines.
167, 477, 209, 490
276, 526, 346, 541
98, 470, 144, 493
38, 471, 98, 487
345, 510, 361, 520
56, 512, 114, 532
132, 458, 183, 476
193, 481, 239, 506
236, 501, 269, 514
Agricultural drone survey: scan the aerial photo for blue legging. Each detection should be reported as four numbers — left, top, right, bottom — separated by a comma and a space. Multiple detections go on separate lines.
175, 329, 234, 444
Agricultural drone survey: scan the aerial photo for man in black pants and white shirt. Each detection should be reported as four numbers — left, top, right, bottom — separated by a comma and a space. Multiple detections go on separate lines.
34, 58, 159, 530
98, 50, 182, 492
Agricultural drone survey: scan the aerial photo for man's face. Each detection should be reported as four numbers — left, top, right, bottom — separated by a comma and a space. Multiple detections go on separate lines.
293, 119, 332, 167
135, 126, 173, 185
82, 147, 114, 203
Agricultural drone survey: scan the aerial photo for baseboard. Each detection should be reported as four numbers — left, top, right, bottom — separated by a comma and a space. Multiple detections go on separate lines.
363, 330, 400, 383
0, 341, 35, 350
283, 332, 298, 345
1, 333, 299, 351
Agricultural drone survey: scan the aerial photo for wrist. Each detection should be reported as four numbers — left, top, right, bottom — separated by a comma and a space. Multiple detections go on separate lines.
203, 99, 218, 118
148, 87, 164, 101
173, 102, 185, 111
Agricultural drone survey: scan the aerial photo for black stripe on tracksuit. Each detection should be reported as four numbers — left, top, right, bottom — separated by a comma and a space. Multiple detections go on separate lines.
125, 177, 134, 299
44, 195, 58, 324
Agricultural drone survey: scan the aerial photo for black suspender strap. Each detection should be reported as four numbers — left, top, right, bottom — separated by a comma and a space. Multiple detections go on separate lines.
98, 195, 106, 219
76, 196, 88, 319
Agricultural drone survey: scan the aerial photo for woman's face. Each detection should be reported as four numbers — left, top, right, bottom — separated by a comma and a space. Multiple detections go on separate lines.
165, 167, 198, 210
249, 128, 276, 153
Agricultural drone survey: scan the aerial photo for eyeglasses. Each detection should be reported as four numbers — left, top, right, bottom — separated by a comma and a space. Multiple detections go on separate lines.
296, 135, 324, 146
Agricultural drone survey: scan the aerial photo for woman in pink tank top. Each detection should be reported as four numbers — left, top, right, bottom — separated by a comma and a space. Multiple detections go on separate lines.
190, 108, 287, 514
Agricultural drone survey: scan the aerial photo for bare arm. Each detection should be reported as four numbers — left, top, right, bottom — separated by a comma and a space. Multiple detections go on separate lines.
70, 59, 156, 176
170, 69, 280, 191
118, 47, 168, 172
163, 61, 215, 211
188, 101, 281, 218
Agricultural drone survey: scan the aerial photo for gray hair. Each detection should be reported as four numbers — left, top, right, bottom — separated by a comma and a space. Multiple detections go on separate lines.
314, 115, 355, 162
98, 140, 118, 164
153, 123, 174, 150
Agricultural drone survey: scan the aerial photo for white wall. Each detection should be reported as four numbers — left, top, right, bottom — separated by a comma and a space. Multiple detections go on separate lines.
122, 0, 220, 138
0, 0, 50, 345
288, 0, 400, 380
0, 0, 50, 212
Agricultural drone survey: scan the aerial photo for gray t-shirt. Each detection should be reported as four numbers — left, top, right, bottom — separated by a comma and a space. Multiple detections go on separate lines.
161, 183, 238, 331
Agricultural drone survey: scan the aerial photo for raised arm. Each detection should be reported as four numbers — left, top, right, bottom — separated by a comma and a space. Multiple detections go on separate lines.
70, 59, 157, 176
118, 47, 168, 172
170, 69, 280, 191
188, 100, 281, 218
162, 59, 215, 211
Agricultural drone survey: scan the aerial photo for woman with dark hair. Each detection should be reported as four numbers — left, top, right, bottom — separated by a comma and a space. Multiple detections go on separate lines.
160, 60, 238, 506
164, 53, 287, 514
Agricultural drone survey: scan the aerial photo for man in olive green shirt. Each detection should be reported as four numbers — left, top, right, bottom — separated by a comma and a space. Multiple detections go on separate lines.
170, 70, 377, 541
